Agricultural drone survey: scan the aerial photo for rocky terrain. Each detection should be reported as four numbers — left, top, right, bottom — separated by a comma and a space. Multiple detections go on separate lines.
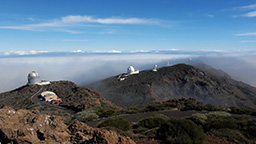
88, 64, 256, 108
0, 106, 135, 144
44, 81, 119, 111
0, 81, 119, 112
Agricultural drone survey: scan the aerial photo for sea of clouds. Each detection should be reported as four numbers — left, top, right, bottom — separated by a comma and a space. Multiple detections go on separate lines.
0, 51, 256, 93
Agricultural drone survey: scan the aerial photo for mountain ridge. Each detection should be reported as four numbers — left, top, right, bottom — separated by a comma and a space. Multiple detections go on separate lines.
88, 63, 256, 108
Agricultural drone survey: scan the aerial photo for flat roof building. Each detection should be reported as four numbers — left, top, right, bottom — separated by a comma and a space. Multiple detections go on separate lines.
41, 91, 58, 101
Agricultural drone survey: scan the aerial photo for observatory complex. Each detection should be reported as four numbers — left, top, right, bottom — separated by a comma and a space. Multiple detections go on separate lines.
27, 71, 50, 86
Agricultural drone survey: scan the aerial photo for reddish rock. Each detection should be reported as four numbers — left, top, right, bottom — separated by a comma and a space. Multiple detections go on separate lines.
204, 135, 235, 144
69, 121, 136, 144
0, 106, 135, 144
0, 106, 70, 143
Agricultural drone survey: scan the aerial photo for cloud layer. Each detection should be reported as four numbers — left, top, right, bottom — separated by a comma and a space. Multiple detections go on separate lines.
0, 15, 162, 33
0, 54, 195, 93
1, 52, 256, 93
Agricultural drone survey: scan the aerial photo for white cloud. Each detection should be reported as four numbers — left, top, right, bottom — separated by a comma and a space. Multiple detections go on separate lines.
168, 49, 179, 51
0, 15, 162, 33
3, 50, 48, 56
93, 50, 122, 53
232, 4, 256, 18
235, 4, 256, 11
243, 11, 256, 17
61, 15, 159, 25
71, 50, 85, 53
235, 33, 256, 36
28, 17, 35, 21
130, 50, 150, 53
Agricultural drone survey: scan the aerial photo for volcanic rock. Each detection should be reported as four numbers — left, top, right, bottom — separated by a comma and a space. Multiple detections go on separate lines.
0, 106, 135, 144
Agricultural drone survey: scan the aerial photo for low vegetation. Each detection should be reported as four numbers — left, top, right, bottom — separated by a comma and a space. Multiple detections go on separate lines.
97, 117, 131, 131
72, 108, 99, 123
157, 118, 205, 144
189, 111, 256, 143
138, 115, 167, 129
96, 111, 256, 144
0, 85, 41, 109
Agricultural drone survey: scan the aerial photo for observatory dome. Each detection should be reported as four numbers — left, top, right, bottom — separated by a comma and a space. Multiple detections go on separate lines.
127, 66, 135, 73
28, 71, 39, 78
127, 66, 139, 75
28, 71, 41, 86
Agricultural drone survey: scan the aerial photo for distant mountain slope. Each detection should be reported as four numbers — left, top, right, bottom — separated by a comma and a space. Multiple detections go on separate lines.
88, 64, 256, 108
0, 81, 119, 112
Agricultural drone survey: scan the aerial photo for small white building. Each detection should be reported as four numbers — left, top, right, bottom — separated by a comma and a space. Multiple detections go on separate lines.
40, 91, 58, 101
166, 61, 171, 67
127, 66, 139, 75
152, 65, 158, 72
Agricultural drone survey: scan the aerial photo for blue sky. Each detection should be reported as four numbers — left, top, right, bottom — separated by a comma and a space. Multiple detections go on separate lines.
1, 0, 256, 53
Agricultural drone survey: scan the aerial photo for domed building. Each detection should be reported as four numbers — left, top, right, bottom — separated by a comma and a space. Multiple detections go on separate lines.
152, 65, 158, 72
27, 71, 41, 86
127, 66, 139, 75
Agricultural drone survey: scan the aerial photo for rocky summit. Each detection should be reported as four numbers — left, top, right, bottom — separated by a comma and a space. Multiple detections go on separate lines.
0, 106, 135, 144
89, 64, 256, 108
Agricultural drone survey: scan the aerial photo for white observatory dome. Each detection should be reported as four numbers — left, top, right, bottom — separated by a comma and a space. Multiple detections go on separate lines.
28, 71, 41, 86
152, 65, 158, 72
127, 66, 139, 75
127, 66, 135, 73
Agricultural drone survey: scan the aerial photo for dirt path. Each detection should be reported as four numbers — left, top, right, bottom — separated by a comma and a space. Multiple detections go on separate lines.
86, 110, 208, 127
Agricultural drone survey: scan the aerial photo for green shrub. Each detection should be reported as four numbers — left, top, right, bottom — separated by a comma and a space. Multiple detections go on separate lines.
97, 117, 131, 131
204, 115, 238, 131
96, 107, 117, 118
239, 119, 256, 140
204, 104, 223, 111
229, 107, 256, 116
181, 101, 204, 111
72, 109, 99, 123
134, 126, 149, 134
209, 129, 251, 144
206, 111, 231, 118
143, 127, 158, 138
143, 104, 164, 112
123, 107, 141, 114
188, 113, 208, 125
157, 118, 205, 144
138, 115, 167, 129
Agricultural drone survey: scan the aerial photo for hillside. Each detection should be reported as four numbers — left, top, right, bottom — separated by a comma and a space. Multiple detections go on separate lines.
0, 81, 119, 112
88, 64, 256, 108
44, 81, 119, 111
